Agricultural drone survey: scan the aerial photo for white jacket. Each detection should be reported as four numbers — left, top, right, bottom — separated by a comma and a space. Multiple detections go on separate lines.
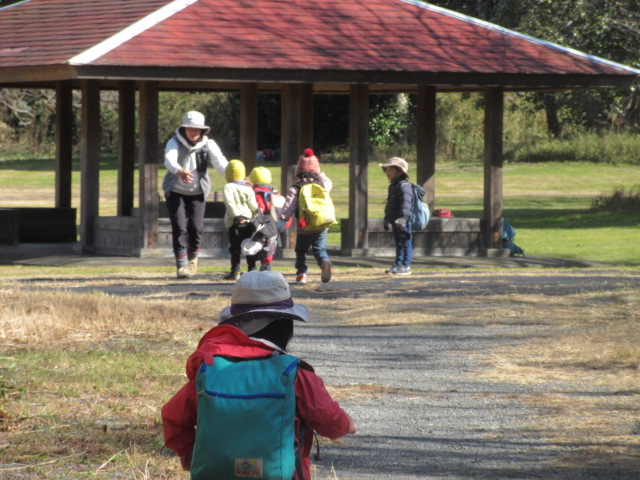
222, 182, 259, 228
163, 128, 228, 198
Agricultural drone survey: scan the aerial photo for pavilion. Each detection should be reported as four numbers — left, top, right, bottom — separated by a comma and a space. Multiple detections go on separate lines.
0, 0, 637, 257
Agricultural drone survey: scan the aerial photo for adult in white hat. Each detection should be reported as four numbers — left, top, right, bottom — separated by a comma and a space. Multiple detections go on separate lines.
162, 111, 228, 279
161, 271, 356, 477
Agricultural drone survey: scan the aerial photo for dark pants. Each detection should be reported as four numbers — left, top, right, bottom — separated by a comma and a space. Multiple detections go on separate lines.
228, 222, 256, 272
392, 222, 413, 267
166, 192, 205, 267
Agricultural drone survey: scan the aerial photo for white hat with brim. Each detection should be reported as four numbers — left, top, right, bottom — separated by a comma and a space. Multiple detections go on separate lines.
180, 111, 210, 134
218, 271, 309, 336
219, 307, 309, 336
379, 157, 409, 175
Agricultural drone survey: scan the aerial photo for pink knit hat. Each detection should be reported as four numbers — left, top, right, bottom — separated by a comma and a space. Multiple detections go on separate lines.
294, 148, 320, 176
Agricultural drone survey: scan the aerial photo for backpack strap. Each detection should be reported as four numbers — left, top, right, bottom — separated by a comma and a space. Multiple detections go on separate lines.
196, 143, 210, 174
176, 141, 209, 174
295, 359, 317, 479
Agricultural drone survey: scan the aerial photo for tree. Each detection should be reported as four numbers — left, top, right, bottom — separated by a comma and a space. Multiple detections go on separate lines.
430, 0, 640, 135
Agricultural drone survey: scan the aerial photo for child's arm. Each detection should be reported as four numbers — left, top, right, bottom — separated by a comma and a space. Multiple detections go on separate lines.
279, 186, 299, 221
161, 380, 198, 464
319, 172, 333, 192
295, 368, 356, 440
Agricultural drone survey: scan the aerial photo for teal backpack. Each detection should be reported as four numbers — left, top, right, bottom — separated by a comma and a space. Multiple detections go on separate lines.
191, 353, 300, 480
409, 183, 430, 231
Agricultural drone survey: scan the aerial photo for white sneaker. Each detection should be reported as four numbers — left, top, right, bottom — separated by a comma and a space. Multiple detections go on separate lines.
177, 266, 192, 279
396, 265, 412, 275
386, 264, 400, 274
188, 257, 198, 275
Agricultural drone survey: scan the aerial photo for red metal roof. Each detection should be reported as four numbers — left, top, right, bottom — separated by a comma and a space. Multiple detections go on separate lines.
0, 0, 637, 82
92, 0, 633, 76
0, 0, 170, 67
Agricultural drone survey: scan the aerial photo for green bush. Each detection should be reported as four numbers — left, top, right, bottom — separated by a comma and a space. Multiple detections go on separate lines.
510, 132, 640, 165
592, 185, 640, 213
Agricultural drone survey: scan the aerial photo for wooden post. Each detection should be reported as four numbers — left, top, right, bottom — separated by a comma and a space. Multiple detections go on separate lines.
138, 81, 159, 251
55, 80, 73, 209
483, 87, 504, 252
300, 84, 313, 150
416, 85, 436, 210
347, 83, 369, 251
280, 84, 313, 249
240, 83, 258, 173
280, 84, 301, 197
80, 80, 100, 248
118, 80, 136, 216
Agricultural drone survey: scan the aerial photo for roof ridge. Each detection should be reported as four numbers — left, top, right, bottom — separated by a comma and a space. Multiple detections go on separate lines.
398, 0, 640, 75
69, 0, 199, 65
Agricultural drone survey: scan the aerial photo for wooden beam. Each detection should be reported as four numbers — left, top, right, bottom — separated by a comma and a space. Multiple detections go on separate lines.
483, 87, 504, 251
416, 85, 436, 210
80, 80, 100, 247
280, 84, 313, 248
138, 81, 159, 250
55, 80, 73, 208
300, 83, 313, 150
280, 83, 314, 190
347, 84, 369, 250
240, 83, 258, 172
280, 84, 302, 198
118, 80, 136, 216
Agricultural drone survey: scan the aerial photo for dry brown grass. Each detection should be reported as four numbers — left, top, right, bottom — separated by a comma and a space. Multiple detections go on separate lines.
1, 269, 639, 478
0, 286, 224, 349
474, 289, 640, 474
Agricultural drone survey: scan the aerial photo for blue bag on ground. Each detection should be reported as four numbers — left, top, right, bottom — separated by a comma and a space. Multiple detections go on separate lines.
191, 353, 299, 480
502, 217, 525, 256
410, 183, 430, 230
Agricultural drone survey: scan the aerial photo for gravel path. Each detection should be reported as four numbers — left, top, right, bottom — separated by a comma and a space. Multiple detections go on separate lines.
284, 272, 640, 480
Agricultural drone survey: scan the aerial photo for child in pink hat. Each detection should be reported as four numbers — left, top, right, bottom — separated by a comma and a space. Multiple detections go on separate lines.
278, 149, 334, 284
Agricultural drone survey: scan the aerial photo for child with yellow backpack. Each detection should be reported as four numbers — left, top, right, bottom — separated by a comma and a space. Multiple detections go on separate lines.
278, 149, 336, 284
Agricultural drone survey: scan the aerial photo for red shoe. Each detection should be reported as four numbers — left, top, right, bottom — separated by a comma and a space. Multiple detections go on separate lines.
296, 273, 308, 284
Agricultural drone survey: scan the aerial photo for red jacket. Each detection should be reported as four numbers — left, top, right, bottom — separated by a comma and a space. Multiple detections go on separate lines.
161, 325, 352, 480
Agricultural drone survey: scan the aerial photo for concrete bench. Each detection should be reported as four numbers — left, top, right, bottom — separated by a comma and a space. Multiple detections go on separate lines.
341, 217, 484, 257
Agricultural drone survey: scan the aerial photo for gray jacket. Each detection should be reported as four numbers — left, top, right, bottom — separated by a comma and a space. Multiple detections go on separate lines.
162, 128, 228, 199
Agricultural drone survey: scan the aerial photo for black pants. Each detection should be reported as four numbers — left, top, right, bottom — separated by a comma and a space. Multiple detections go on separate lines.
166, 192, 205, 266
228, 222, 256, 272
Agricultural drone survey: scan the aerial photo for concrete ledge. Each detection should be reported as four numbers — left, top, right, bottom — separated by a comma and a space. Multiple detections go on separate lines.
341, 217, 484, 257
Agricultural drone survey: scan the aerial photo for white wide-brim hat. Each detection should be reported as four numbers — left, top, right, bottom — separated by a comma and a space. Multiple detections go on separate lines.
219, 271, 308, 335
379, 156, 409, 175
180, 111, 210, 134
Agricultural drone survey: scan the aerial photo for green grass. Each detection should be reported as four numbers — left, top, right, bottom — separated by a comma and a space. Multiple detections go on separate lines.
0, 156, 638, 265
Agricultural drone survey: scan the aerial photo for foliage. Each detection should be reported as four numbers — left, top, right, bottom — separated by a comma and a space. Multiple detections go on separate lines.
592, 185, 640, 213
509, 131, 640, 164
429, 0, 640, 135
368, 94, 413, 151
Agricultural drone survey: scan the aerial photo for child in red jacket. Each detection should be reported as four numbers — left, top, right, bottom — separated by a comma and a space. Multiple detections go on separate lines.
161, 270, 356, 480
